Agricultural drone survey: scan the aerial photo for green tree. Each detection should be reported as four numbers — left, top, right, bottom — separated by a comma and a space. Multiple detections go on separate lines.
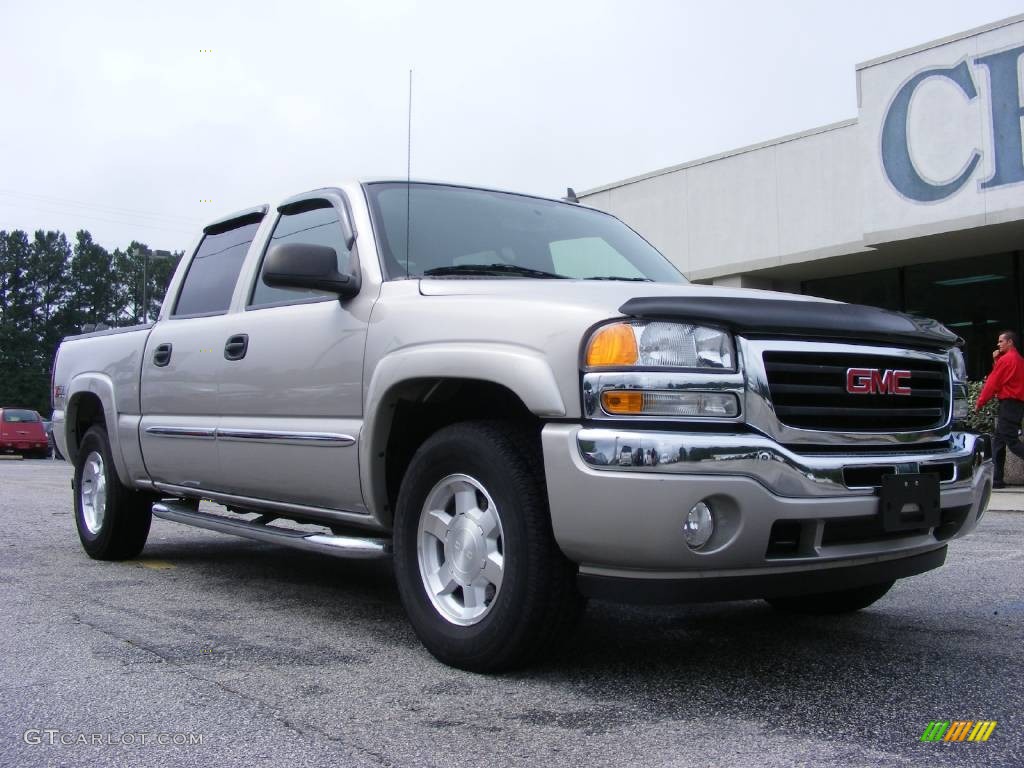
1, 227, 184, 415
114, 242, 183, 324
28, 231, 73, 412
0, 230, 37, 408
69, 230, 121, 329
147, 248, 182, 319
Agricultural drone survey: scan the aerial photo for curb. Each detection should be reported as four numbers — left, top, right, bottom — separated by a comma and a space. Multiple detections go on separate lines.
987, 488, 1024, 513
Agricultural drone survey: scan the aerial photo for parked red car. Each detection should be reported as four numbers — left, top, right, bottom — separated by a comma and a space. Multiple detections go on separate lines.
0, 408, 50, 458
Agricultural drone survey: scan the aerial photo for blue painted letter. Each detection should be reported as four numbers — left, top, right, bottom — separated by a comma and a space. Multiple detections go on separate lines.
881, 62, 981, 202
976, 45, 1024, 190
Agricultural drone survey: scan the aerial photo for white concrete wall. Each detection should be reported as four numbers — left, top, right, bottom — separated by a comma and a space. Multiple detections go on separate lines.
587, 172, 691, 273
775, 121, 864, 264
580, 121, 868, 281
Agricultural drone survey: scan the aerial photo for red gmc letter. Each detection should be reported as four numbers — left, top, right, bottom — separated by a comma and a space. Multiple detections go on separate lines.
846, 368, 873, 394
890, 370, 912, 395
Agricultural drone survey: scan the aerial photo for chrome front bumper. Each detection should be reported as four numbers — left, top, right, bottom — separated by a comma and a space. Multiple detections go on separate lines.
542, 425, 992, 580
575, 429, 989, 498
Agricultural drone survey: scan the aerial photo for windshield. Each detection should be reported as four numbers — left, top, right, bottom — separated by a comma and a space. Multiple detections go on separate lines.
2, 409, 41, 423
365, 182, 686, 283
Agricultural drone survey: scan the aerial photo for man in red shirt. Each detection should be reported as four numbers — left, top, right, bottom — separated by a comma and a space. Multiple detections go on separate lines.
976, 330, 1024, 488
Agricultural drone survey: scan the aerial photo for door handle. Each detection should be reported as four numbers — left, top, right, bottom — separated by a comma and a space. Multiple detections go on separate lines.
224, 334, 249, 361
153, 343, 172, 367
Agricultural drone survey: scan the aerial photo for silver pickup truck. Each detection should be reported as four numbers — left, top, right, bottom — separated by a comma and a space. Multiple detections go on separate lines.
52, 180, 992, 670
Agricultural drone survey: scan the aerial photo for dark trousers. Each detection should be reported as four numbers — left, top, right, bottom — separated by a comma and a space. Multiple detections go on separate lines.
993, 398, 1024, 483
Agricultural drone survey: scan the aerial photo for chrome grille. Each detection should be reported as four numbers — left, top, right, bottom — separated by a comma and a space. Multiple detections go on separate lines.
762, 351, 950, 432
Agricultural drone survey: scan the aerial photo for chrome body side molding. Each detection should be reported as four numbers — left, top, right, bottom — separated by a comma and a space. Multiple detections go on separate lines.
215, 428, 355, 446
145, 426, 355, 447
144, 426, 217, 440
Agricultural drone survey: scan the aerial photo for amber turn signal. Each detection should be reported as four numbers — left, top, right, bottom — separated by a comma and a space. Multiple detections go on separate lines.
585, 323, 638, 367
601, 390, 644, 414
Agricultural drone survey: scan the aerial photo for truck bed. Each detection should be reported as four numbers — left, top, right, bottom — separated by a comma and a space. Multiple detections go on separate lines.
51, 323, 154, 469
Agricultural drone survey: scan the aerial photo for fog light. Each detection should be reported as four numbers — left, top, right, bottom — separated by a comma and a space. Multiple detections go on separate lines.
684, 501, 715, 549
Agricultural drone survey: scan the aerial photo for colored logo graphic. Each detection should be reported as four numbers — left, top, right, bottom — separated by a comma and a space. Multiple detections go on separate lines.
920, 721, 997, 742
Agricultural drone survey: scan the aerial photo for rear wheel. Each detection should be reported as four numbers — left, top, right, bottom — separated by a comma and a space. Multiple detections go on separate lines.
74, 426, 154, 560
393, 421, 583, 672
765, 580, 895, 614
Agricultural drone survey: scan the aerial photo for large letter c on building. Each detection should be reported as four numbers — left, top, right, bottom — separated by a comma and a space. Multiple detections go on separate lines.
881, 61, 981, 202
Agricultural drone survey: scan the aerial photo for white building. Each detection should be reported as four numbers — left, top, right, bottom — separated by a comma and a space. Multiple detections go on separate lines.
580, 14, 1024, 378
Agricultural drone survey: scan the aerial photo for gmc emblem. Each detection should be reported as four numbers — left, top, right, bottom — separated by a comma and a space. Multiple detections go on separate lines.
846, 368, 912, 396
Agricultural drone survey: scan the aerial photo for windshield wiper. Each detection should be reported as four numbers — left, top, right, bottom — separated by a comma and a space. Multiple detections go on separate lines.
584, 276, 653, 282
422, 264, 569, 279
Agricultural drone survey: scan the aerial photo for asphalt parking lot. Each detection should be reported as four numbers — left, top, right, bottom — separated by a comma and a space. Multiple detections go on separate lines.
1, 459, 1021, 768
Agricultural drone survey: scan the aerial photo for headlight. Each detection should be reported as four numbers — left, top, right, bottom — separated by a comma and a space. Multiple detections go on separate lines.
949, 349, 968, 428
952, 395, 969, 422
586, 321, 734, 369
949, 348, 967, 383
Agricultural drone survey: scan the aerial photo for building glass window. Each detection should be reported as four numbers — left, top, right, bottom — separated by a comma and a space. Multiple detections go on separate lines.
803, 253, 1018, 380
803, 268, 901, 312
904, 253, 1015, 380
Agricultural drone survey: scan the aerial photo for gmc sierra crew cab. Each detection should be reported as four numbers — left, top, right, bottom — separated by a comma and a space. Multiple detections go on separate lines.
51, 180, 993, 671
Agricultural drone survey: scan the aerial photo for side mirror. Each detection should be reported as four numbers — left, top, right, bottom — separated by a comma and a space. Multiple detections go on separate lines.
262, 243, 361, 298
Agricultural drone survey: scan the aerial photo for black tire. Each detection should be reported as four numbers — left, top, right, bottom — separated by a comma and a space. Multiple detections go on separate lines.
73, 425, 154, 560
393, 421, 583, 672
765, 580, 895, 614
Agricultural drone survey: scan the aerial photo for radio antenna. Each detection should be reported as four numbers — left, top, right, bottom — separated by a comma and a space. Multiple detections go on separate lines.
405, 69, 412, 278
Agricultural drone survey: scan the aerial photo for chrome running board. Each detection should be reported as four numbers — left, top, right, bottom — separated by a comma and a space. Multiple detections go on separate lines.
152, 501, 391, 560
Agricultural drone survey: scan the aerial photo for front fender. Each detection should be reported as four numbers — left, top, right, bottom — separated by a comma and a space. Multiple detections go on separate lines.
360, 342, 566, 524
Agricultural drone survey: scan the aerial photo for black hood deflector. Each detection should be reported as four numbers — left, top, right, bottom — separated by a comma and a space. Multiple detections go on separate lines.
619, 296, 959, 350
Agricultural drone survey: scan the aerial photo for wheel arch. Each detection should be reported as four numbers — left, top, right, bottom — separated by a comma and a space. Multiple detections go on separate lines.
65, 374, 131, 486
362, 344, 564, 528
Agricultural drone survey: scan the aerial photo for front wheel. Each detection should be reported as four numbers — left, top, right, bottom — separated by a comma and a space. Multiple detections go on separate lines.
765, 580, 895, 614
393, 421, 583, 672
74, 426, 154, 560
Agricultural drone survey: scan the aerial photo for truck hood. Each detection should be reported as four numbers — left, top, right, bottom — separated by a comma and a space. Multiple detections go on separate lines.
418, 279, 957, 349
418, 278, 819, 309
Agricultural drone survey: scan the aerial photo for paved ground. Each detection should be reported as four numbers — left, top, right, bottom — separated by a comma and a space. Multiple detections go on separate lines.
1, 458, 1021, 767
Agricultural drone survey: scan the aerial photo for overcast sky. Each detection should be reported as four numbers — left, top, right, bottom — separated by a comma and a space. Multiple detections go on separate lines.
1, 0, 1022, 253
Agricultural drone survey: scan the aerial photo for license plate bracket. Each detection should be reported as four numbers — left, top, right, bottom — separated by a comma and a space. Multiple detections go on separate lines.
880, 473, 940, 531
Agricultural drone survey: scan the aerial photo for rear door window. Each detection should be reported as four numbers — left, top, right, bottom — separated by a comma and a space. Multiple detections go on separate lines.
173, 221, 262, 317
